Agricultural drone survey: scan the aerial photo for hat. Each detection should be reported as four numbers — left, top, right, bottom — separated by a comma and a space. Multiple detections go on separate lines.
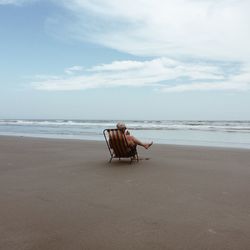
116, 122, 126, 130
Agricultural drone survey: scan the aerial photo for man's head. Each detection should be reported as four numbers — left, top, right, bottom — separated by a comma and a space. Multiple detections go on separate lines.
116, 122, 126, 131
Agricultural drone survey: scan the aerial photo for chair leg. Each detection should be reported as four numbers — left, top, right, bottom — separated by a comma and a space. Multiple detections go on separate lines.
130, 156, 137, 164
109, 156, 113, 163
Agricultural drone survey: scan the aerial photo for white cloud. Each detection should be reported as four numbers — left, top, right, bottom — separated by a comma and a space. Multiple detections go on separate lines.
44, 0, 250, 92
162, 65, 250, 92
31, 58, 250, 92
65, 65, 84, 75
2, 0, 250, 61
3, 0, 250, 92
55, 0, 250, 62
162, 81, 250, 93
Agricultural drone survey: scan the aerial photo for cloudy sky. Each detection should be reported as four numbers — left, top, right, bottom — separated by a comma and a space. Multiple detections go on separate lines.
1, 0, 250, 120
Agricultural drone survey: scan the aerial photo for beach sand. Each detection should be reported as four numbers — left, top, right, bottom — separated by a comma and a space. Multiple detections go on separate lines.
0, 135, 250, 250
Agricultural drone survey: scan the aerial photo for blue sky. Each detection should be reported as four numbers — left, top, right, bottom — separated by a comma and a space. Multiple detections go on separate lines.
1, 0, 250, 120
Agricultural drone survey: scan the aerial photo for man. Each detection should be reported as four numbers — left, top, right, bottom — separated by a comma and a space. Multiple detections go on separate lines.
116, 122, 153, 149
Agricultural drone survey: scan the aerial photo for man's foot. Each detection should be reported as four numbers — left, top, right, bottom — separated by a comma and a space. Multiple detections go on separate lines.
144, 141, 153, 149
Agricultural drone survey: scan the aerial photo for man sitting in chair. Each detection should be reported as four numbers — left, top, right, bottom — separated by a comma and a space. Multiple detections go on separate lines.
116, 122, 153, 150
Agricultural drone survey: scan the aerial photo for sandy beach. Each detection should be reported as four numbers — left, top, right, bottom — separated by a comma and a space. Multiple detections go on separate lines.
0, 135, 250, 250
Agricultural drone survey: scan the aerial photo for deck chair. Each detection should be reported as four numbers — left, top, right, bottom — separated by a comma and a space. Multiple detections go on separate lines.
103, 129, 139, 163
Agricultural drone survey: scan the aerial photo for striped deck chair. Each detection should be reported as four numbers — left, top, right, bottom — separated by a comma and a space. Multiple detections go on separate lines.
103, 129, 139, 163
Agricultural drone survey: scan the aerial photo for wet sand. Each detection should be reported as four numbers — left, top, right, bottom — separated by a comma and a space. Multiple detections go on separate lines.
0, 135, 250, 250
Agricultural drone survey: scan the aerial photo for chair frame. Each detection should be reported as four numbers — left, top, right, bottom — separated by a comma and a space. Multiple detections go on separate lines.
103, 129, 139, 163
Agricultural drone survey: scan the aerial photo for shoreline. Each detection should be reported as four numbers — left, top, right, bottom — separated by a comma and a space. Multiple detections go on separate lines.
1, 134, 250, 151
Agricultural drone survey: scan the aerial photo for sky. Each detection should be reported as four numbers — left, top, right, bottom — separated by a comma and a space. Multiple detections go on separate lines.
0, 0, 250, 120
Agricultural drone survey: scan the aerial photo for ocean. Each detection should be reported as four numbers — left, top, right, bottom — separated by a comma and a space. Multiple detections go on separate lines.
1, 119, 250, 149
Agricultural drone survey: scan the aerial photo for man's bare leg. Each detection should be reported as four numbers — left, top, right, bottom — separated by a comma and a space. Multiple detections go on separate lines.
126, 135, 153, 149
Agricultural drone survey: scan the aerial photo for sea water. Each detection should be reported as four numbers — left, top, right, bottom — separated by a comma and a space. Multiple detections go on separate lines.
1, 119, 250, 149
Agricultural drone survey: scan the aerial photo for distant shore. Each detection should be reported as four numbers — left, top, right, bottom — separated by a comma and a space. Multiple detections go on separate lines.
1, 136, 250, 249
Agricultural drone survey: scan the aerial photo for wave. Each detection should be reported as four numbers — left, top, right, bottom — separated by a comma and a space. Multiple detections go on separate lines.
1, 119, 250, 133
0, 119, 116, 127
